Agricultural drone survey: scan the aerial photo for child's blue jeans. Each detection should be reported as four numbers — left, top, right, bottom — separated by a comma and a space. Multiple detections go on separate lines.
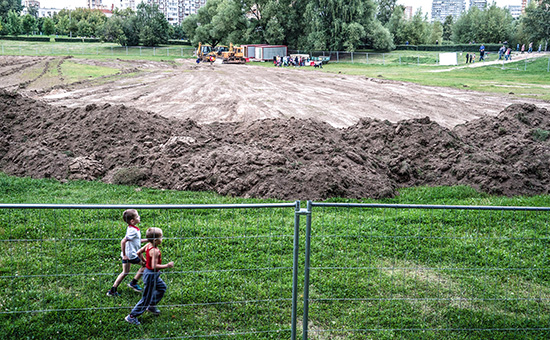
130, 269, 167, 316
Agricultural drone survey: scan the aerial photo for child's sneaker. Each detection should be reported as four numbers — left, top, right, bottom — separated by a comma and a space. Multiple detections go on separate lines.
125, 314, 140, 325
127, 282, 142, 292
147, 306, 161, 315
106, 289, 120, 297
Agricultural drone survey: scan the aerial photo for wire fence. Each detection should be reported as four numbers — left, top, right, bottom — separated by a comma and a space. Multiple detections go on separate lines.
0, 203, 300, 339
0, 44, 196, 58
289, 49, 550, 71
1, 202, 549, 339
302, 202, 550, 340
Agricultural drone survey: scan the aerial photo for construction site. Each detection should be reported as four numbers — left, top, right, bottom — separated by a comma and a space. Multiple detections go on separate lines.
1, 55, 550, 199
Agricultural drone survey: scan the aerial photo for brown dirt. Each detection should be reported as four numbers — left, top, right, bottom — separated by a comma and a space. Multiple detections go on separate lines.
1, 56, 549, 200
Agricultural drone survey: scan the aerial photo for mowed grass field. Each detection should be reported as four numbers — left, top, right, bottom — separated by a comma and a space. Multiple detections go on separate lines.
1, 39, 549, 100
1, 174, 549, 339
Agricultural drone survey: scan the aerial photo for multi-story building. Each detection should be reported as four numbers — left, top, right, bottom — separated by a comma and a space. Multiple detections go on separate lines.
113, 0, 207, 24
88, 0, 103, 9
431, 0, 466, 22
507, 5, 522, 19
469, 0, 487, 10
23, 0, 40, 8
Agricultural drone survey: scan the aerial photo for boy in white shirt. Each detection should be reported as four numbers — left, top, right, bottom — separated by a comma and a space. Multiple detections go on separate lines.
107, 209, 147, 296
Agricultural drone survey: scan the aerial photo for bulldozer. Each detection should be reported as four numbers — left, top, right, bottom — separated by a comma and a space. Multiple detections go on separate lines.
220, 43, 246, 64
196, 42, 217, 63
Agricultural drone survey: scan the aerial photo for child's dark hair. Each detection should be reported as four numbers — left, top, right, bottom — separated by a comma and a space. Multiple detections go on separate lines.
122, 209, 138, 224
146, 227, 163, 243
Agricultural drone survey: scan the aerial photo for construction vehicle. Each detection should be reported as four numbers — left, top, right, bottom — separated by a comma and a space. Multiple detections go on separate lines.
220, 43, 246, 64
214, 45, 229, 56
196, 42, 217, 63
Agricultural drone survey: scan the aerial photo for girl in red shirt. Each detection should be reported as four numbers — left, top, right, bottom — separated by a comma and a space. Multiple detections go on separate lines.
125, 227, 174, 325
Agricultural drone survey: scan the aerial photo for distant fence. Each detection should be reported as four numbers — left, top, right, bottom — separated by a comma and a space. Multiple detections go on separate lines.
1, 202, 549, 339
0, 44, 196, 58
289, 49, 550, 71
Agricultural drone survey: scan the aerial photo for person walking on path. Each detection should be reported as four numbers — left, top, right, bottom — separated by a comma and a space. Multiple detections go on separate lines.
479, 44, 486, 61
528, 42, 533, 53
521, 44, 525, 53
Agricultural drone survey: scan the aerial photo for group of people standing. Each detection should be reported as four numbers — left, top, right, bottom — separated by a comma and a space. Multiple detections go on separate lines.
274, 55, 308, 67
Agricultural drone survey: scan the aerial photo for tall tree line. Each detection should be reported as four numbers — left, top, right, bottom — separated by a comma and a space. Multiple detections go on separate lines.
1, 0, 548, 51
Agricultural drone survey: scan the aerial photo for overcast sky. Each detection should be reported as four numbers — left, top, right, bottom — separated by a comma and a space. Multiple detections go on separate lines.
39, 0, 524, 16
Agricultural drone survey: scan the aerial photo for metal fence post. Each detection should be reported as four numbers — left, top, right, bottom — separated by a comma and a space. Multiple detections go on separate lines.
140, 46, 142, 56
337, 51, 339, 62
154, 47, 156, 56
366, 52, 368, 64
126, 46, 128, 55
383, 53, 385, 65
302, 201, 313, 340
351, 51, 354, 63
547, 57, 549, 72
291, 200, 301, 340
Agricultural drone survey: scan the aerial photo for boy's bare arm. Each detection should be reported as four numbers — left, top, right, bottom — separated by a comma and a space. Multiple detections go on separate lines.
151, 248, 174, 270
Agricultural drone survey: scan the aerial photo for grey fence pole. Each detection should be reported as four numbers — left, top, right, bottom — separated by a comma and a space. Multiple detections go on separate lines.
167, 48, 169, 56
291, 201, 302, 340
547, 57, 549, 72
126, 46, 128, 55
351, 51, 354, 63
524, 58, 527, 71
383, 53, 385, 65
302, 200, 313, 340
399, 55, 401, 65
337, 51, 339, 62
111, 46, 113, 55
417, 55, 420, 65
140, 46, 142, 56
19, 46, 21, 54
154, 47, 156, 56
366, 52, 368, 64
1, 45, 3, 54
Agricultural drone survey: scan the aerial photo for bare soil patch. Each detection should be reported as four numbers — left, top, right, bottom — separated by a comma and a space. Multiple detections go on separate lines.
1, 56, 549, 199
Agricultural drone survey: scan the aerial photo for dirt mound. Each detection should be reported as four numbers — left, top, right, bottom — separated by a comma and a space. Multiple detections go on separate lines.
1, 89, 549, 199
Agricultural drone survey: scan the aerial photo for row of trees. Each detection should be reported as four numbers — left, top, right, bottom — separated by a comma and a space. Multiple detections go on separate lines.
182, 0, 549, 51
1, 0, 549, 51
0, 3, 180, 46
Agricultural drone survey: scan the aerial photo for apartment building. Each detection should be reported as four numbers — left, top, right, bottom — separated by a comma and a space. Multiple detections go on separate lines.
431, 0, 466, 22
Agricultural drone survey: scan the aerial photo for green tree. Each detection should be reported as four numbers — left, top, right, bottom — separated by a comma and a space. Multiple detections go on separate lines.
430, 20, 443, 44
27, 4, 39, 18
136, 3, 170, 46
402, 9, 430, 44
442, 15, 453, 41
477, 3, 513, 43
367, 20, 395, 50
42, 17, 55, 36
521, 0, 550, 51
77, 19, 93, 37
303, 0, 377, 51
387, 5, 407, 45
21, 13, 36, 35
183, 0, 246, 47
0, 0, 21, 20
376, 0, 397, 26
452, 6, 482, 43
102, 16, 126, 44
5, 9, 21, 35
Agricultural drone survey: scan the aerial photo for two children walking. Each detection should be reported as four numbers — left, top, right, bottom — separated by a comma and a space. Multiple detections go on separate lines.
109, 209, 175, 325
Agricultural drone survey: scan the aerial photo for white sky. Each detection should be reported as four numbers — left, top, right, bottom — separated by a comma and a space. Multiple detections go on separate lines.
39, 0, 524, 15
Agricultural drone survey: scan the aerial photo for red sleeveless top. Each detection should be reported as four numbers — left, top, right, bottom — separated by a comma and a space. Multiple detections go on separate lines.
145, 245, 162, 270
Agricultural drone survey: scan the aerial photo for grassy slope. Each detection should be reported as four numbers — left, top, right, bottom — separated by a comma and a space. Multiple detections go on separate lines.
0, 174, 549, 339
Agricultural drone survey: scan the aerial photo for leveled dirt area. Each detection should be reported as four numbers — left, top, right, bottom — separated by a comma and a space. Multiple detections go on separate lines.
1, 56, 549, 199
2, 55, 549, 129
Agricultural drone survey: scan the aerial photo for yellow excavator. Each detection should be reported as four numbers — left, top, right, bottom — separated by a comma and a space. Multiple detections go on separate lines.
196, 42, 217, 63
220, 43, 246, 64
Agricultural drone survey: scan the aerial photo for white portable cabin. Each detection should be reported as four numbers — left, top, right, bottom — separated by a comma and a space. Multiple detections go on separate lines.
242, 44, 288, 61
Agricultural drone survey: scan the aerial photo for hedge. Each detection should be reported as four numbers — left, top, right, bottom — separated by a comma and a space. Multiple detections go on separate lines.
0, 35, 51, 42
166, 39, 191, 46
395, 43, 505, 52
54, 37, 101, 43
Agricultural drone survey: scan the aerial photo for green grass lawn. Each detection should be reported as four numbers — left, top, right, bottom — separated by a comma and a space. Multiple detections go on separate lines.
0, 174, 549, 339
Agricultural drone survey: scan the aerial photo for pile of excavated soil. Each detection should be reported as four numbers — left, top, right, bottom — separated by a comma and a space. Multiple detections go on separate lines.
1, 89, 549, 200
